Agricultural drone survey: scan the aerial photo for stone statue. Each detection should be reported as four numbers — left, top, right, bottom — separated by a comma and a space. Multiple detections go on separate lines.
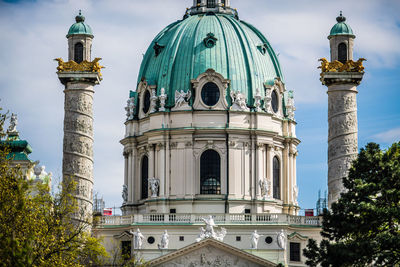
293, 185, 298, 205
174, 89, 191, 108
195, 227, 206, 242
125, 97, 135, 120
196, 216, 227, 242
230, 90, 248, 111
264, 87, 272, 113
254, 88, 262, 112
251, 230, 263, 249
202, 215, 217, 238
131, 228, 145, 249
277, 229, 286, 249
150, 88, 158, 113
258, 178, 270, 198
8, 113, 18, 133
148, 177, 160, 198
158, 230, 169, 249
122, 184, 128, 204
159, 88, 167, 112
286, 90, 295, 120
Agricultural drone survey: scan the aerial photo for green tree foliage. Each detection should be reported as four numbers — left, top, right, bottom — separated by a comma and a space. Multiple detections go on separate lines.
0, 110, 108, 266
304, 142, 400, 267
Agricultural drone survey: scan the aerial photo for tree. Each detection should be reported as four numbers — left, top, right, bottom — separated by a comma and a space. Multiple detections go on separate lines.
304, 142, 400, 267
0, 109, 108, 267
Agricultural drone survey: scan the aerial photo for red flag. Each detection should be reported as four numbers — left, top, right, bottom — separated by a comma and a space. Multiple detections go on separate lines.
103, 208, 112, 216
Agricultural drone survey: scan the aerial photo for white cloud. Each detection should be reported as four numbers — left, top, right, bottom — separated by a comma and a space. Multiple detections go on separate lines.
372, 127, 400, 144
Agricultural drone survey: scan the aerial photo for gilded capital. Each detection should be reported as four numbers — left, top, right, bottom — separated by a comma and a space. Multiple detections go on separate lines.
55, 57, 104, 76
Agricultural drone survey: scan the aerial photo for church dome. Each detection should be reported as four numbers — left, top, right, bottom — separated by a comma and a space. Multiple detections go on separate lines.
329, 12, 354, 38
66, 12, 93, 38
137, 12, 283, 106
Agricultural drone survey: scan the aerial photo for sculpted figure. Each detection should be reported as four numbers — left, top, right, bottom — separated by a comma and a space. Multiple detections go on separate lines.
196, 227, 206, 242
215, 227, 227, 242
148, 177, 160, 198
159, 88, 167, 111
131, 228, 145, 249
264, 87, 272, 113
259, 178, 270, 198
277, 229, 286, 249
230, 90, 248, 111
125, 97, 136, 120
202, 215, 217, 238
251, 230, 263, 249
122, 184, 128, 203
158, 230, 169, 249
150, 88, 158, 113
8, 113, 18, 133
174, 89, 191, 108
293, 185, 299, 205
254, 88, 262, 112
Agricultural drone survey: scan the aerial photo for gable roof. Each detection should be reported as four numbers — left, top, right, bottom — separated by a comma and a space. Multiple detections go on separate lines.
148, 238, 277, 266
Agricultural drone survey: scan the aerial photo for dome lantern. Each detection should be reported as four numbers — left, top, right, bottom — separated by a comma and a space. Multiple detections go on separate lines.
328, 12, 356, 63
66, 10, 93, 63
188, 0, 237, 16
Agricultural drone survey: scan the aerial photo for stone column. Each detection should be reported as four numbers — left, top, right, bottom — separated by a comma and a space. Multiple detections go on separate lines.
321, 72, 363, 207
58, 72, 101, 221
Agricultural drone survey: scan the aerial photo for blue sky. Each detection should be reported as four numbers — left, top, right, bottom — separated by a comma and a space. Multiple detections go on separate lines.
0, 0, 399, 214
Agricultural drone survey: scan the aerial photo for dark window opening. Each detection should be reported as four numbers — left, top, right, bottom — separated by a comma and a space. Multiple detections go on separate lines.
121, 241, 131, 260
179, 236, 184, 241
221, 0, 226, 5
142, 90, 151, 114
236, 236, 241, 241
273, 156, 280, 199
290, 242, 301, 262
271, 90, 279, 113
169, 208, 176, 221
197, 0, 202, 4
265, 236, 273, 244
141, 155, 149, 199
74, 42, 84, 63
338, 42, 347, 63
200, 150, 221, 194
201, 82, 220, 106
207, 0, 216, 8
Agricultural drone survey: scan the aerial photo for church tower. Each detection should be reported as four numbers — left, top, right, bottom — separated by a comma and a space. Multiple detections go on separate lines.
56, 12, 103, 221
320, 12, 365, 207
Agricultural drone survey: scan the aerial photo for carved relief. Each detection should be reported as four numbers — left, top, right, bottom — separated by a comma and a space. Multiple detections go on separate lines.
63, 135, 93, 158
328, 112, 357, 138
328, 136, 358, 160
64, 116, 93, 135
230, 90, 249, 111
65, 93, 93, 114
63, 156, 93, 178
328, 94, 356, 115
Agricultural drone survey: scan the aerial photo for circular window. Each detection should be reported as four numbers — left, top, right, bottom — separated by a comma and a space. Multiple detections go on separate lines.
142, 90, 151, 114
271, 90, 279, 113
147, 236, 155, 244
265, 236, 273, 244
201, 82, 220, 106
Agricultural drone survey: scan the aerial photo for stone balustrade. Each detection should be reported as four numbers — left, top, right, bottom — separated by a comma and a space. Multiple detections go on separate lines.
99, 213, 321, 227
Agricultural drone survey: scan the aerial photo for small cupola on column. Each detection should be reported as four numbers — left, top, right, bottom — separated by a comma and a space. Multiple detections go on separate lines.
328, 12, 356, 63
66, 11, 94, 63
188, 0, 235, 16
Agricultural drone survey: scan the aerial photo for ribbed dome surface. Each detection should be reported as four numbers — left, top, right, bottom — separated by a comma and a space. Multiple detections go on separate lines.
329, 22, 354, 36
67, 14, 93, 38
137, 13, 283, 106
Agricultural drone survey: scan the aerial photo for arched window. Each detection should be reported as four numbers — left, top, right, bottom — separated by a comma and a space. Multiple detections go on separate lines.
142, 90, 151, 114
338, 43, 347, 63
141, 155, 149, 199
74, 42, 84, 63
221, 0, 226, 5
207, 0, 216, 8
271, 90, 279, 113
200, 150, 221, 194
273, 156, 280, 199
201, 82, 220, 106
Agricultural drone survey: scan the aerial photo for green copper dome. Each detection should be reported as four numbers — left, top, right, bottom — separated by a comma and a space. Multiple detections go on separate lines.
329, 12, 354, 37
66, 11, 93, 38
137, 12, 283, 107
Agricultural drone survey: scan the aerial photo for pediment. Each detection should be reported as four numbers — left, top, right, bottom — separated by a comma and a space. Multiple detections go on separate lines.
149, 238, 276, 267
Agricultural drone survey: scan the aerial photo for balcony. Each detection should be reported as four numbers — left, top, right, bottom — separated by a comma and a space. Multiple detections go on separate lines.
98, 213, 321, 227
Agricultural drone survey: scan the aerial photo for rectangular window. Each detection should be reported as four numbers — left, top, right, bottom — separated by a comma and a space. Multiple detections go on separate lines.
207, 0, 215, 8
236, 236, 241, 241
245, 209, 251, 221
290, 242, 301, 262
179, 236, 185, 241
121, 241, 131, 260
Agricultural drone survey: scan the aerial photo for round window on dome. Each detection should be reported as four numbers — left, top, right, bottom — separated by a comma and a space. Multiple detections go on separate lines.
142, 90, 151, 114
271, 90, 279, 113
201, 82, 220, 106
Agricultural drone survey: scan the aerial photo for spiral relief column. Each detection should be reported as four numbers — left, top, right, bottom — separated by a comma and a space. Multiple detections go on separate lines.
56, 12, 103, 221
321, 13, 364, 207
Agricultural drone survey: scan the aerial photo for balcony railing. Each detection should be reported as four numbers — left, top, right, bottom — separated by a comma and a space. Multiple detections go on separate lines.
99, 213, 321, 227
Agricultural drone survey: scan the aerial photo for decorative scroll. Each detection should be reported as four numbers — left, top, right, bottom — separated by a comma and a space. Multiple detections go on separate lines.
318, 58, 366, 73
54, 58, 104, 76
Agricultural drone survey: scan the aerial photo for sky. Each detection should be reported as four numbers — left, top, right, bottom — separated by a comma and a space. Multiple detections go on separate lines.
0, 0, 399, 214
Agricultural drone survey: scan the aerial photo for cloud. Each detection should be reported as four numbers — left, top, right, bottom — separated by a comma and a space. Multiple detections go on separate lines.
372, 127, 400, 144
